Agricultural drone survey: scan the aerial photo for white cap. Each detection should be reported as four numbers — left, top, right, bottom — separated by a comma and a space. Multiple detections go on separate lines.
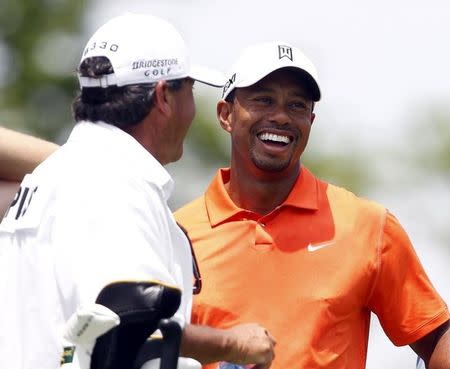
78, 13, 225, 88
222, 41, 321, 101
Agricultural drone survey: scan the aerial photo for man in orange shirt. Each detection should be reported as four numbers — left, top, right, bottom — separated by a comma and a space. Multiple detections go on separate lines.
174, 42, 450, 369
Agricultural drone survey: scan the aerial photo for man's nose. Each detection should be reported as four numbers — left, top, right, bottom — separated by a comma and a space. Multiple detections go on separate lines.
268, 104, 291, 125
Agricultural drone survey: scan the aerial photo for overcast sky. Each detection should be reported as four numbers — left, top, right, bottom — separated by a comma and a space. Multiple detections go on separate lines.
84, 1, 449, 368
86, 0, 450, 143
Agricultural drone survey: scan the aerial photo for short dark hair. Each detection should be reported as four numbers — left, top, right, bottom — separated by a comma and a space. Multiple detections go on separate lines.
72, 56, 185, 129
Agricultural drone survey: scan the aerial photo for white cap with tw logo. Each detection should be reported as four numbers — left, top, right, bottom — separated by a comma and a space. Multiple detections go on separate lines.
78, 13, 225, 88
222, 41, 321, 101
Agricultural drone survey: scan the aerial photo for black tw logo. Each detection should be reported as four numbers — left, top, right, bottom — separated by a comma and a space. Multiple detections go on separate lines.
278, 45, 293, 61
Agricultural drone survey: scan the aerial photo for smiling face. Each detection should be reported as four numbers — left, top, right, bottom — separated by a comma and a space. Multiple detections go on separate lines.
218, 68, 316, 176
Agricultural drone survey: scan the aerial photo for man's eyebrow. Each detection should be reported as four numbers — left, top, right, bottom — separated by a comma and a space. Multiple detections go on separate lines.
292, 91, 309, 99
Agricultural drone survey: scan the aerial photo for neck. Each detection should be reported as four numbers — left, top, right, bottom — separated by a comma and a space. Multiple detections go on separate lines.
226, 160, 300, 216
125, 112, 167, 164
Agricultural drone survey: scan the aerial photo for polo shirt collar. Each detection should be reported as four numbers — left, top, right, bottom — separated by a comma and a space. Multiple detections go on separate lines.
205, 165, 319, 226
68, 121, 174, 200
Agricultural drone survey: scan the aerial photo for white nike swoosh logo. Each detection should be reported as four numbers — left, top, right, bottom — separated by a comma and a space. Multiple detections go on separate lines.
307, 241, 335, 252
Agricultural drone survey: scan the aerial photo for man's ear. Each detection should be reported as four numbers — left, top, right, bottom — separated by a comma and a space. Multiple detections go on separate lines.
217, 99, 233, 133
311, 112, 316, 126
153, 81, 172, 117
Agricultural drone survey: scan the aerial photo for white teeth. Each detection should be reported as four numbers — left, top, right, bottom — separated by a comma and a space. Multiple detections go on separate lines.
259, 132, 290, 144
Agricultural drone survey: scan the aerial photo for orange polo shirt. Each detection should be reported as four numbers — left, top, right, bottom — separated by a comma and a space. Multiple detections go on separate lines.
175, 167, 449, 369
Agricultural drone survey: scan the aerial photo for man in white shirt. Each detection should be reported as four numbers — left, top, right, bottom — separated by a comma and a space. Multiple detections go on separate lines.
0, 13, 275, 369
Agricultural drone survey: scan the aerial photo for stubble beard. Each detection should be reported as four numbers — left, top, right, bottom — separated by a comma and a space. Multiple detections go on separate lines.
250, 147, 292, 172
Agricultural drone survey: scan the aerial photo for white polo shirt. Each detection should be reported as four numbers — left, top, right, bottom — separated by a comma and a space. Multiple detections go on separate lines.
0, 121, 194, 369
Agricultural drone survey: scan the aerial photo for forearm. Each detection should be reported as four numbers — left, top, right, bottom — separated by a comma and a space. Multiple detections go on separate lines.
180, 323, 275, 367
0, 180, 20, 217
180, 324, 234, 364
0, 126, 58, 180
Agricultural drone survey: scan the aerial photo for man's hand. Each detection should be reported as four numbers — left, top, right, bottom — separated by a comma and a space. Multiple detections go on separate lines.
225, 323, 276, 369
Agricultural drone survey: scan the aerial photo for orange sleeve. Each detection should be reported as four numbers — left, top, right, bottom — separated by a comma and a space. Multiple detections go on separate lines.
367, 211, 449, 346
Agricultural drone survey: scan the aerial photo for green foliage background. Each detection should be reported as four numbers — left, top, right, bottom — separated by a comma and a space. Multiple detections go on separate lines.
0, 0, 85, 141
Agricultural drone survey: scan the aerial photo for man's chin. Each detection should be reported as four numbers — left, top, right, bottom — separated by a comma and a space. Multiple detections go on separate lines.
252, 158, 290, 173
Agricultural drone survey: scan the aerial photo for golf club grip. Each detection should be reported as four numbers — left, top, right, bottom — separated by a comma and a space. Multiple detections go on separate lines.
158, 319, 182, 369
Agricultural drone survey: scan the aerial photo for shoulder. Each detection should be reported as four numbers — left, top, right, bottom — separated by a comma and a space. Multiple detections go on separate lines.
40, 153, 166, 220
326, 181, 386, 216
322, 182, 388, 237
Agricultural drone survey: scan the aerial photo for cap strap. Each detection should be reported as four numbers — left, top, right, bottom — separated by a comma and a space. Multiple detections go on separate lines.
78, 74, 119, 88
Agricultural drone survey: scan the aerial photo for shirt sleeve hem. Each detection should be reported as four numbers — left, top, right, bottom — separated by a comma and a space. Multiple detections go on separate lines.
393, 308, 450, 346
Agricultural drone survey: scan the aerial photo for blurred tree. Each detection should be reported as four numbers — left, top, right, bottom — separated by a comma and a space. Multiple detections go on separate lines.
0, 0, 86, 142
408, 106, 450, 246
412, 108, 450, 175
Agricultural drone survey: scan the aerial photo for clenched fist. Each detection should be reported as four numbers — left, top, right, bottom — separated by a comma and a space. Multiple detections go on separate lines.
225, 323, 276, 369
